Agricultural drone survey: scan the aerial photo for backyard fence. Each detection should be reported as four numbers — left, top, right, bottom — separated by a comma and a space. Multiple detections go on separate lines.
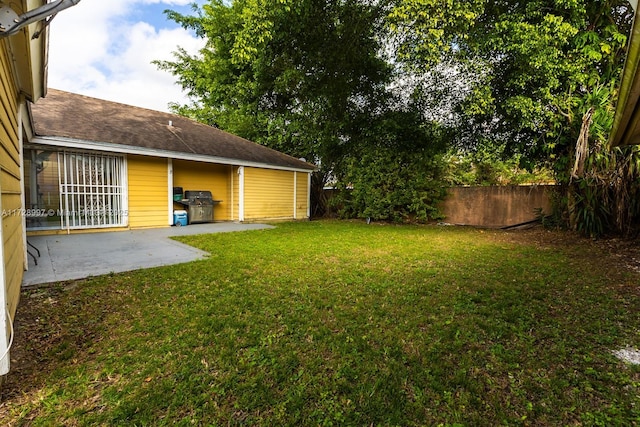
322, 184, 556, 228
438, 185, 555, 228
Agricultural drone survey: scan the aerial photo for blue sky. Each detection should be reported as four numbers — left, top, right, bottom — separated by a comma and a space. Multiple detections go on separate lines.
130, 2, 200, 30
48, 0, 207, 112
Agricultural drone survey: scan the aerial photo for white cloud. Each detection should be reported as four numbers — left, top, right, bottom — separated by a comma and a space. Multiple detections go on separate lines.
47, 0, 204, 112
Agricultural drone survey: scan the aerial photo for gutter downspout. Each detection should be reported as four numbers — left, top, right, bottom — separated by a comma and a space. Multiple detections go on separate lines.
19, 103, 27, 270
0, 198, 9, 375
307, 173, 312, 219
230, 166, 234, 221
167, 159, 173, 226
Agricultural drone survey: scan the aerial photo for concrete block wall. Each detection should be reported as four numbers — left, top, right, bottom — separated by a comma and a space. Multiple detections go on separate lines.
439, 185, 555, 228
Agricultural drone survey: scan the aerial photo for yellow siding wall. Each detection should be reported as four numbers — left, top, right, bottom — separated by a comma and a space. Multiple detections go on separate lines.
244, 168, 295, 220
127, 155, 169, 228
231, 167, 239, 221
296, 172, 310, 219
0, 45, 23, 317
173, 160, 231, 221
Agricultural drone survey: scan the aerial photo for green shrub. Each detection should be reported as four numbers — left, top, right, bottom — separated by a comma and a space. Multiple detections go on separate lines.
333, 146, 447, 222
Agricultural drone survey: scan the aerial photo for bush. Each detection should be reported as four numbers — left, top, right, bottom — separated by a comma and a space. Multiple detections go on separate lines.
333, 146, 447, 222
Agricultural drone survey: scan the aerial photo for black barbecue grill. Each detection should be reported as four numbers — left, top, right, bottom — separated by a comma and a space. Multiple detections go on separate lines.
181, 190, 217, 224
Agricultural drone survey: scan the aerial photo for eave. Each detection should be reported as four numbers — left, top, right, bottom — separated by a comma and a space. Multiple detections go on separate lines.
28, 136, 318, 173
5, 0, 48, 102
610, 1, 640, 147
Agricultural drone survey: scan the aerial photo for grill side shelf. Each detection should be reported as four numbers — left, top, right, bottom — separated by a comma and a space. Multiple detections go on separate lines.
174, 200, 222, 207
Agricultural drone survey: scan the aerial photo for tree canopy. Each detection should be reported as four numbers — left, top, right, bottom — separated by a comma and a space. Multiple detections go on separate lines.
157, 0, 390, 164
159, 0, 640, 235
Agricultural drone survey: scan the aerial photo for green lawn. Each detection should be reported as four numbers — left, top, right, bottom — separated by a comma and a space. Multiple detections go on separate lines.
2, 221, 639, 426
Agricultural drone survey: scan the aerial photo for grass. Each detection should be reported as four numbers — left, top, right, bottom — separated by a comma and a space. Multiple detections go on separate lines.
2, 220, 640, 426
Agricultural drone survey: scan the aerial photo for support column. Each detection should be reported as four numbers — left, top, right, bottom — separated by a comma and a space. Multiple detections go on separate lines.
238, 166, 245, 222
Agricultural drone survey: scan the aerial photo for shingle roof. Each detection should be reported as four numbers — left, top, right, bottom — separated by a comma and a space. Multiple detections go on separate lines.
30, 89, 316, 171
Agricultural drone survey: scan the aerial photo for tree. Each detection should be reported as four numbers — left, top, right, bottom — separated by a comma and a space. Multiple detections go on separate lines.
387, 0, 486, 68
388, 0, 639, 236
333, 110, 449, 222
158, 1, 387, 158
466, 1, 637, 236
157, 0, 395, 216
160, 1, 639, 233
461, 1, 631, 160
158, 0, 451, 220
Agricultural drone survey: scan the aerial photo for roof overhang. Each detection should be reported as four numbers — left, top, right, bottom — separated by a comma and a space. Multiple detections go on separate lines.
4, 0, 48, 102
610, 1, 640, 146
28, 136, 318, 173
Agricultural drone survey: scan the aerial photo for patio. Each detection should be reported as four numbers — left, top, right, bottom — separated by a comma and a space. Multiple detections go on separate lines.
23, 223, 273, 287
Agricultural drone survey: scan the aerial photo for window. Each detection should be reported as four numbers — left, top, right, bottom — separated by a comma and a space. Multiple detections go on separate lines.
24, 149, 63, 229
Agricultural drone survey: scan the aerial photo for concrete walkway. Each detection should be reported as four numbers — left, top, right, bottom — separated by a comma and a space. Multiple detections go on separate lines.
23, 223, 274, 287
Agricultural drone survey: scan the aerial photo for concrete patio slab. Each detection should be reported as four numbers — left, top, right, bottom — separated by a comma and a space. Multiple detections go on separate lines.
23, 223, 274, 287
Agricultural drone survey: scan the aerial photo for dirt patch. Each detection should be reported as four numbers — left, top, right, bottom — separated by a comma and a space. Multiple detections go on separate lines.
495, 226, 640, 277
613, 348, 640, 365
0, 281, 94, 406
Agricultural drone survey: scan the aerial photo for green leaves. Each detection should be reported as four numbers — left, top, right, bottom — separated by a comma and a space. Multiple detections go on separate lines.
333, 111, 449, 222
441, 1, 631, 160
335, 147, 448, 222
388, 0, 485, 67
159, 0, 390, 165
384, 0, 638, 235
157, 0, 639, 234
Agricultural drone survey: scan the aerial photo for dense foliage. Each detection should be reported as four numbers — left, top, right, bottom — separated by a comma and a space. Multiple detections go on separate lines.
157, 0, 451, 221
159, 0, 640, 234
475, 1, 637, 236
333, 111, 449, 222
390, 0, 639, 235
445, 148, 555, 186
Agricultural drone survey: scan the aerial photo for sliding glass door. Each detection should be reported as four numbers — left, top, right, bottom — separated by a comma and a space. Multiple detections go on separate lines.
24, 149, 127, 230
24, 150, 62, 229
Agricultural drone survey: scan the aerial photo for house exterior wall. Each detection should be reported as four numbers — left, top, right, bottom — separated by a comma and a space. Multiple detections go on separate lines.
24, 150, 313, 231
127, 155, 169, 228
0, 0, 55, 375
0, 44, 25, 320
173, 160, 232, 221
296, 172, 310, 219
244, 167, 304, 221
231, 166, 240, 221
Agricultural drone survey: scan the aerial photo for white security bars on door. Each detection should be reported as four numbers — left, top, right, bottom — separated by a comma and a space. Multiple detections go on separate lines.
59, 151, 126, 229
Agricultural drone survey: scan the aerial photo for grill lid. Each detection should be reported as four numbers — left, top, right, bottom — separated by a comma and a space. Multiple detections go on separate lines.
184, 190, 213, 204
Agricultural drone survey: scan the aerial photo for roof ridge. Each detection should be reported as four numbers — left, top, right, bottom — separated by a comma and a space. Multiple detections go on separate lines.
47, 88, 186, 117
